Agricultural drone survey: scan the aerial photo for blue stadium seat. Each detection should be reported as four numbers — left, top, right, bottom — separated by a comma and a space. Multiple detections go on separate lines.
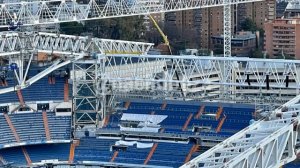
26, 144, 70, 162
0, 147, 26, 166
0, 68, 66, 104
109, 101, 255, 138
0, 112, 71, 147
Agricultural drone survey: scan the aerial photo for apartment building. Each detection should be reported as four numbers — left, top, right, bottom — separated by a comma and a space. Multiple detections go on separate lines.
200, 0, 275, 50
264, 18, 300, 59
211, 31, 257, 56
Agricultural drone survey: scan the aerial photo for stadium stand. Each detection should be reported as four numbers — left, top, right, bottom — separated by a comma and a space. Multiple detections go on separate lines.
0, 69, 66, 104
0, 112, 71, 147
26, 144, 70, 163
0, 146, 27, 166
0, 143, 70, 166
107, 101, 254, 138
74, 137, 114, 162
0, 99, 255, 167
73, 137, 197, 168
46, 112, 71, 140
0, 115, 17, 145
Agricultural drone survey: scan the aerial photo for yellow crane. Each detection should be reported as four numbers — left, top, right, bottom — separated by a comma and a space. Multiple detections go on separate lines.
149, 14, 186, 99
148, 14, 172, 54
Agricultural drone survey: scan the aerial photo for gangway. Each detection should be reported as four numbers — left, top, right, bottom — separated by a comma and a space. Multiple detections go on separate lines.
181, 94, 300, 168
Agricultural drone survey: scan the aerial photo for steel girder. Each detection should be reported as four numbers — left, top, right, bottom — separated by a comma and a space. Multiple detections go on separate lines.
0, 32, 153, 94
101, 54, 300, 89
72, 60, 102, 126
0, 31, 153, 57
0, 0, 263, 27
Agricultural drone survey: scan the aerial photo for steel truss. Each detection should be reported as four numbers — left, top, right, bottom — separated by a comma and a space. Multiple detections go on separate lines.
101, 54, 300, 89
0, 32, 153, 94
0, 32, 153, 57
72, 60, 102, 126
181, 95, 300, 168
0, 0, 263, 28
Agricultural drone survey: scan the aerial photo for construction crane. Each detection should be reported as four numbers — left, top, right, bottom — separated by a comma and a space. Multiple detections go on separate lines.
148, 14, 189, 101
148, 14, 172, 54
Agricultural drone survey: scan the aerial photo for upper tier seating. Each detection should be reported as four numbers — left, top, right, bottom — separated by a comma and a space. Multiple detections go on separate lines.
74, 137, 197, 168
0, 143, 70, 166
0, 112, 71, 147
0, 115, 17, 145
106, 102, 254, 138
26, 144, 70, 163
0, 69, 67, 104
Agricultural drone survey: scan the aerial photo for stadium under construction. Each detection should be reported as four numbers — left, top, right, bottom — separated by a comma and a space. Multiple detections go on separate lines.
0, 0, 299, 168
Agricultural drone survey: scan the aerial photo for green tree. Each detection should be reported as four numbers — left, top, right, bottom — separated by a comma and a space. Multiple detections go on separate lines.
84, 16, 146, 41
250, 49, 264, 58
60, 22, 84, 35
240, 18, 257, 32
213, 44, 224, 55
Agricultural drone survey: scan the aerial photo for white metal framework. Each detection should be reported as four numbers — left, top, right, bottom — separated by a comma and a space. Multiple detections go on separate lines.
181, 94, 300, 168
72, 60, 102, 126
101, 55, 300, 89
223, 2, 231, 58
0, 0, 264, 28
0, 32, 153, 57
0, 31, 153, 94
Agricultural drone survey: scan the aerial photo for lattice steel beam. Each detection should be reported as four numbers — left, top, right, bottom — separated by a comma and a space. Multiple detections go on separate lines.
72, 60, 102, 126
0, 32, 153, 57
0, 32, 152, 94
101, 55, 300, 89
0, 0, 263, 27
0, 54, 84, 94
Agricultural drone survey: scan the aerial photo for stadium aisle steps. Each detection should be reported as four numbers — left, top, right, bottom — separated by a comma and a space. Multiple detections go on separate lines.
64, 81, 69, 102
195, 105, 205, 119
124, 101, 131, 109
110, 151, 119, 162
16, 90, 25, 106
216, 115, 227, 133
52, 77, 56, 84
48, 76, 52, 84
4, 113, 20, 142
184, 145, 199, 163
215, 106, 223, 120
103, 114, 110, 127
42, 111, 51, 141
144, 143, 158, 165
144, 128, 165, 165
68, 144, 75, 163
182, 113, 193, 131
161, 102, 167, 110
21, 147, 32, 166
